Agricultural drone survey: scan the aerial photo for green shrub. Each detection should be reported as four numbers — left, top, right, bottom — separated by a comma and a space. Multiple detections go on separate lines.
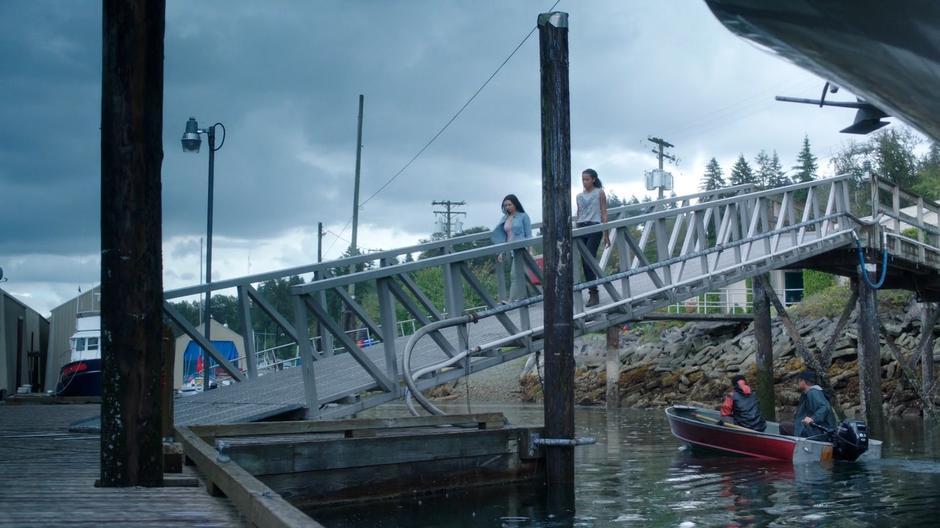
803, 270, 834, 298
791, 283, 850, 318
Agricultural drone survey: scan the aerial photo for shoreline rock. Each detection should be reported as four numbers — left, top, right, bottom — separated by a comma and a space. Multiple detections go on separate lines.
520, 297, 938, 418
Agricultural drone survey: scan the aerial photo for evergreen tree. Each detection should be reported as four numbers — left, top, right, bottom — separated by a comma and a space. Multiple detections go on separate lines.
914, 142, 940, 200
729, 154, 755, 187
767, 150, 789, 188
792, 135, 818, 183
699, 157, 725, 192
753, 150, 772, 188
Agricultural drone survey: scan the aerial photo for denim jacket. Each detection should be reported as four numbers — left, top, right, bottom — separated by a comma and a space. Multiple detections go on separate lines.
490, 212, 532, 244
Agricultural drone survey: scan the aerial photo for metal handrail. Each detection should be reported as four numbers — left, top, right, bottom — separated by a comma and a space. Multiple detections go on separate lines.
164, 185, 755, 299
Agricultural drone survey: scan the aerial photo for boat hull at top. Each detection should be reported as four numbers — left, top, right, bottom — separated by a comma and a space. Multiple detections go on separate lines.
666, 406, 881, 464
55, 358, 102, 397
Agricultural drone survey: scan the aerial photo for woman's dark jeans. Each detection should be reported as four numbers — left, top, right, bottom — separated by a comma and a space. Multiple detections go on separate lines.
577, 221, 603, 291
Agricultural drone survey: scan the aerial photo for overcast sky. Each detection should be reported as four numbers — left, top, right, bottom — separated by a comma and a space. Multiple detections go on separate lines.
1, 1, 901, 314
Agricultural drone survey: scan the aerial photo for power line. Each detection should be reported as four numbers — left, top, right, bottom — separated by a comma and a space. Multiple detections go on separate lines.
323, 0, 561, 260
359, 0, 561, 209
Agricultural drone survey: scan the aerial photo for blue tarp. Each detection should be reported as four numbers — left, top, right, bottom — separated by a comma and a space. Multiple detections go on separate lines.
182, 340, 239, 382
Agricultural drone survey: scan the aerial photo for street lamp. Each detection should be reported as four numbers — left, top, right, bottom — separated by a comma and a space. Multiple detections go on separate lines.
181, 117, 226, 390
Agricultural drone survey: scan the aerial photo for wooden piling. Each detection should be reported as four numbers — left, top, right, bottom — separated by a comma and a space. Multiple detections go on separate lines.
921, 303, 939, 397
854, 276, 884, 434
99, 0, 166, 487
606, 326, 620, 409
538, 10, 575, 493
751, 275, 776, 420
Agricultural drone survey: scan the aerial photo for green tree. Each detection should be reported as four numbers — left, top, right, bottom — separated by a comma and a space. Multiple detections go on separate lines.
766, 151, 789, 188
754, 150, 772, 188
875, 128, 919, 189
792, 135, 818, 184
729, 154, 755, 187
914, 142, 940, 200
700, 157, 725, 192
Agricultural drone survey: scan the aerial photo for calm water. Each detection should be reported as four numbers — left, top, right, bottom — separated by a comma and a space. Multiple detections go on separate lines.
309, 404, 940, 527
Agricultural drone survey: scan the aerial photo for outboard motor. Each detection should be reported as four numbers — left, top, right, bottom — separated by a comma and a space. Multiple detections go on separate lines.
830, 420, 869, 461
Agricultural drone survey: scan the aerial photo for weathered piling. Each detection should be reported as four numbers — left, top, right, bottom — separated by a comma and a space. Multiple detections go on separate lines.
99, 0, 166, 486
752, 274, 776, 420
855, 274, 885, 435
606, 326, 620, 409
538, 9, 575, 495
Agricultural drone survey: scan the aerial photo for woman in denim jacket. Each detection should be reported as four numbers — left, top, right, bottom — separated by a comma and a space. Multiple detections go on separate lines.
490, 194, 532, 301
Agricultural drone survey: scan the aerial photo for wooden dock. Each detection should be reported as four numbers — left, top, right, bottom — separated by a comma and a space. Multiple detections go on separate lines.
0, 404, 247, 528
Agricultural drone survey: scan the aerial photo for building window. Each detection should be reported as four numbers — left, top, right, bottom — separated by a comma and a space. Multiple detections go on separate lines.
784, 271, 804, 305
86, 337, 99, 351
72, 338, 86, 352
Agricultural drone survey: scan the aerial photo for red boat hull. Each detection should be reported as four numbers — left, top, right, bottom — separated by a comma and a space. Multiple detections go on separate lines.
668, 410, 796, 461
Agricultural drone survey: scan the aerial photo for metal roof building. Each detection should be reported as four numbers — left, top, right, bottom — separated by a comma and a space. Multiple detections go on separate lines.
0, 288, 49, 398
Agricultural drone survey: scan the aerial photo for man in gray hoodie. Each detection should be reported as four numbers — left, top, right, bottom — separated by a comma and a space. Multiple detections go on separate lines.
781, 370, 839, 437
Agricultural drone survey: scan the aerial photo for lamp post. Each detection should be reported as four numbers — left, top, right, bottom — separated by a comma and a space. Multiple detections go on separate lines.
181, 117, 226, 390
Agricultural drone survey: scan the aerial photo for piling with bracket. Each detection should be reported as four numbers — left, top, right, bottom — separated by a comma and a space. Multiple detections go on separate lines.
538, 9, 575, 499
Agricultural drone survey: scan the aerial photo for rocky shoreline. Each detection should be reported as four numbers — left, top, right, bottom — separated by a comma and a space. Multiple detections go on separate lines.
520, 287, 938, 418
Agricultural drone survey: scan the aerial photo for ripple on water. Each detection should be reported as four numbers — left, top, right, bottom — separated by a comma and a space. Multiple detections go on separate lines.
612, 513, 648, 522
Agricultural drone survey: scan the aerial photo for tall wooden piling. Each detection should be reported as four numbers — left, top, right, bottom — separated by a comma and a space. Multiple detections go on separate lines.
606, 326, 620, 409
855, 275, 884, 435
100, 0, 166, 487
752, 275, 776, 420
921, 303, 938, 397
538, 10, 575, 495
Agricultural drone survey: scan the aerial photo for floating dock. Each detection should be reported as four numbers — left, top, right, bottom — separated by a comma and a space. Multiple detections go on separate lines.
0, 404, 245, 528
177, 412, 544, 526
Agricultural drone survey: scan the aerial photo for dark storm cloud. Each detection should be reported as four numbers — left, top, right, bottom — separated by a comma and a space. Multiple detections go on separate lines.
2, 0, 872, 312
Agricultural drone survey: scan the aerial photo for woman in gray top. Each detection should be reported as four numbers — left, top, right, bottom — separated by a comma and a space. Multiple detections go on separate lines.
576, 168, 609, 307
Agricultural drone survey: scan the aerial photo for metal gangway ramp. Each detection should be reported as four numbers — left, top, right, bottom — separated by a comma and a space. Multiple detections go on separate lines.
167, 174, 940, 425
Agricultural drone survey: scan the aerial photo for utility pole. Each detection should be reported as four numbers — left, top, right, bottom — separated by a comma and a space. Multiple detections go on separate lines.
431, 200, 467, 238
349, 94, 364, 296
648, 136, 676, 199
100, 0, 166, 487
538, 9, 575, 510
317, 222, 324, 264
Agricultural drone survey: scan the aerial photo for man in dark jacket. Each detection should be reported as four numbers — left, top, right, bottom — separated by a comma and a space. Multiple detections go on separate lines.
720, 374, 767, 431
778, 371, 839, 437
791, 370, 838, 437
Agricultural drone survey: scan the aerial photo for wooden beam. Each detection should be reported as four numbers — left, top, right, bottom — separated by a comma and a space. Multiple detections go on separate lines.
176, 426, 322, 527
819, 287, 859, 368
189, 413, 507, 441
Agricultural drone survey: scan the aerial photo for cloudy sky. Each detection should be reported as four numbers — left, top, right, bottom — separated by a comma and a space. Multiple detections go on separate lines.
1, 1, 895, 314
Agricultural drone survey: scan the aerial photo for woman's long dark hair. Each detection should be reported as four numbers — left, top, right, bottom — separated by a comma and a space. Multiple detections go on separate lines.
501, 194, 525, 214
582, 168, 603, 188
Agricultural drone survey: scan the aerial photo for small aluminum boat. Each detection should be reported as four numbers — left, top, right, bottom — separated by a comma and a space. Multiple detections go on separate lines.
666, 405, 882, 464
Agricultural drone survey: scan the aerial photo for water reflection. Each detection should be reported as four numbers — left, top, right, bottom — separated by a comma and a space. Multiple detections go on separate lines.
307, 405, 940, 527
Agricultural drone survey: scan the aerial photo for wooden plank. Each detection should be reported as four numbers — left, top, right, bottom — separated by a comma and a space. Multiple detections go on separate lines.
177, 426, 322, 528
228, 428, 521, 475
190, 412, 506, 440
263, 452, 539, 507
